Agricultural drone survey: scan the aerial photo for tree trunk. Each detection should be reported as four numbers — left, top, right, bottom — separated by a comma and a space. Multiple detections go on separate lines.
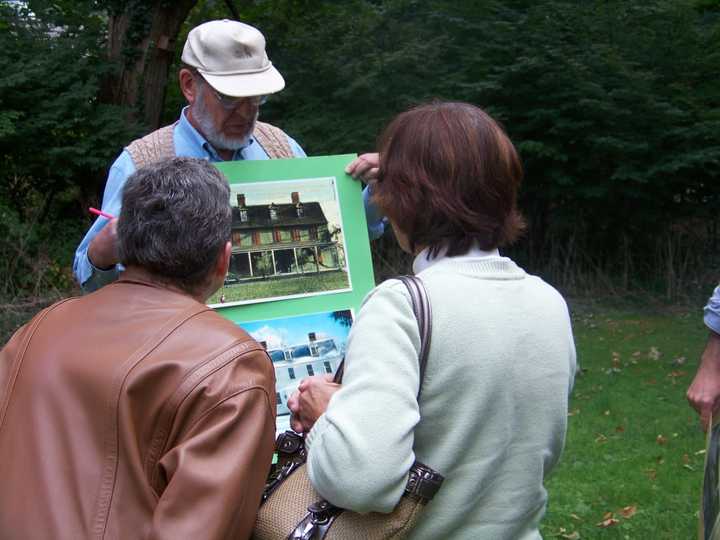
101, 0, 198, 130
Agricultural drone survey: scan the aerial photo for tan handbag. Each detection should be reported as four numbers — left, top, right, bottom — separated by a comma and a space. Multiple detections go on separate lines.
253, 276, 444, 540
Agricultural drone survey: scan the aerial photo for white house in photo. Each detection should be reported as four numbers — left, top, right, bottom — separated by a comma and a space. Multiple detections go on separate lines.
260, 332, 344, 434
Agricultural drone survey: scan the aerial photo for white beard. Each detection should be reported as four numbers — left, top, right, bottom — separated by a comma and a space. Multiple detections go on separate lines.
192, 86, 257, 151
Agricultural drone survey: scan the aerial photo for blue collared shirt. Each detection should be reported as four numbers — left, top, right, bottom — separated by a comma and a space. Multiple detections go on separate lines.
705, 285, 720, 335
73, 108, 308, 292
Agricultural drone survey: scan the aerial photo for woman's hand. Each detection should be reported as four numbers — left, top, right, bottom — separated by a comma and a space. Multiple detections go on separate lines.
287, 374, 341, 433
345, 153, 380, 183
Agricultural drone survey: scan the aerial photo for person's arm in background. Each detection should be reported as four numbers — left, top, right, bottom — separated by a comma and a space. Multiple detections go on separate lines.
687, 285, 720, 430
346, 153, 387, 240
73, 151, 135, 293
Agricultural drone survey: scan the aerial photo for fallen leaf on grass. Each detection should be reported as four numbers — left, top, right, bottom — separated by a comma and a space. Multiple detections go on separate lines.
596, 517, 619, 528
568, 409, 580, 417
656, 434, 667, 445
618, 505, 637, 518
616, 425, 625, 433
672, 356, 687, 366
648, 346, 662, 361
570, 513, 582, 521
595, 433, 608, 444
645, 468, 657, 480
644, 378, 657, 385
696, 449, 706, 455
668, 370, 686, 378
553, 527, 580, 539
604, 410, 611, 416
683, 453, 690, 464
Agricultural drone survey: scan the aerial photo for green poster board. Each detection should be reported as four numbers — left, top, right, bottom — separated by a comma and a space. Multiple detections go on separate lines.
213, 154, 376, 325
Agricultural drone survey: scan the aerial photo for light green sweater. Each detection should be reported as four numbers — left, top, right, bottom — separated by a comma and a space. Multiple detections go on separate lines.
305, 253, 576, 539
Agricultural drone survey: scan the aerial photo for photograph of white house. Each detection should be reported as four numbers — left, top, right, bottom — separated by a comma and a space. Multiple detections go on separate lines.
239, 309, 353, 435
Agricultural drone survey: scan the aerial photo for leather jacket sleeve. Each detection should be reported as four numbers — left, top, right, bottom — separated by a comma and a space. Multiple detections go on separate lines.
0, 320, 34, 416
147, 352, 276, 540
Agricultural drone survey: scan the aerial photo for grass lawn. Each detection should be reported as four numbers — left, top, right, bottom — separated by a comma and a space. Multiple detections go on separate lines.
541, 304, 710, 539
207, 270, 349, 304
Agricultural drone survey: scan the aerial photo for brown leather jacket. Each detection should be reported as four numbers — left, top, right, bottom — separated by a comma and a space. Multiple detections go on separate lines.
0, 278, 276, 539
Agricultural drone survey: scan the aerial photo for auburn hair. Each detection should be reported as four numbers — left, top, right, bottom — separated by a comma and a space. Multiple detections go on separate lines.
372, 101, 525, 256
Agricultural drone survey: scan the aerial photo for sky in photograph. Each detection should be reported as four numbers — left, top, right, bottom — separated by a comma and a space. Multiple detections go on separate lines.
239, 310, 352, 351
229, 177, 341, 227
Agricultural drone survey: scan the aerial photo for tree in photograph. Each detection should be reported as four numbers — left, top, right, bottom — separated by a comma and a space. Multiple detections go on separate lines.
330, 310, 353, 329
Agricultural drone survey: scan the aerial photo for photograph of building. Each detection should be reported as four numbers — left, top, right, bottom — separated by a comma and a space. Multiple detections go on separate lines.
208, 177, 351, 306
239, 309, 353, 435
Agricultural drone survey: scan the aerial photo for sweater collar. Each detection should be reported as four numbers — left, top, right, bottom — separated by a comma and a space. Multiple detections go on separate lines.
412, 245, 500, 274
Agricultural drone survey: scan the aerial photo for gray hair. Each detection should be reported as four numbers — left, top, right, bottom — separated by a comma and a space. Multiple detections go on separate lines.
118, 157, 231, 295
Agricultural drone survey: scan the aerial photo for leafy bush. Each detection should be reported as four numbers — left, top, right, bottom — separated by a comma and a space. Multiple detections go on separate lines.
0, 1, 142, 299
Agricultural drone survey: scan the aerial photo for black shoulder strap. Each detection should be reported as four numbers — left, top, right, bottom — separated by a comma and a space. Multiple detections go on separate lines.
333, 275, 432, 398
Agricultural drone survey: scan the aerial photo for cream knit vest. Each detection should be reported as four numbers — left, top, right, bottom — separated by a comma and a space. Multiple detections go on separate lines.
125, 121, 294, 168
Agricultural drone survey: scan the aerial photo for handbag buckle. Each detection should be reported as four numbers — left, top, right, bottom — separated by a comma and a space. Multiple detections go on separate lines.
288, 500, 342, 540
307, 500, 341, 524
405, 461, 444, 503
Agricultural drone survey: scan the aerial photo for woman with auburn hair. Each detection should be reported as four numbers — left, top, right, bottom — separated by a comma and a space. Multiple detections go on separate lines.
288, 102, 577, 539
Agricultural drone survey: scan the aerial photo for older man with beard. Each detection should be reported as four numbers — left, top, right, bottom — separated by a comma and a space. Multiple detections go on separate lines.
74, 19, 309, 292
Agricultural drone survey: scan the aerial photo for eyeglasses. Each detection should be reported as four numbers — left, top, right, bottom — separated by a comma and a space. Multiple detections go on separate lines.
207, 85, 267, 110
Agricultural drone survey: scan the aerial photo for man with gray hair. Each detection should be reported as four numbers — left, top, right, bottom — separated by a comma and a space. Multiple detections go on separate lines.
0, 158, 276, 539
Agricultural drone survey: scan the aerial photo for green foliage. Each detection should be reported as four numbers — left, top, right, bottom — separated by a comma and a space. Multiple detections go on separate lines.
0, 198, 81, 299
0, 1, 142, 298
0, 2, 141, 203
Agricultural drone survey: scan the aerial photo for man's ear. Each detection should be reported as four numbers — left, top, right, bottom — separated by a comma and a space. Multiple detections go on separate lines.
215, 241, 232, 279
179, 68, 198, 104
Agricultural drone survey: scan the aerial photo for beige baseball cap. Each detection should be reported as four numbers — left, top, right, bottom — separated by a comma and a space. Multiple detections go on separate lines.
181, 19, 285, 97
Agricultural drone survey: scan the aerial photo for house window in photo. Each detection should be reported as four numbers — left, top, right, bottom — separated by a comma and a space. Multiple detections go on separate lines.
274, 249, 296, 274
298, 248, 318, 273
319, 246, 340, 269
306, 365, 315, 376
230, 253, 252, 278
260, 230, 274, 244
277, 229, 292, 242
250, 251, 274, 277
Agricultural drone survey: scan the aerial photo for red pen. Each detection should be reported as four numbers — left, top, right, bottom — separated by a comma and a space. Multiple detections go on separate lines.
89, 207, 115, 220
